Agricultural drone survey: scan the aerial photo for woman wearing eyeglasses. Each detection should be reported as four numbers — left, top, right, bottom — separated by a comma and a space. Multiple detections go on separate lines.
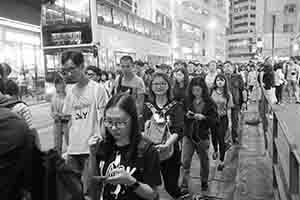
89, 93, 161, 200
142, 72, 188, 199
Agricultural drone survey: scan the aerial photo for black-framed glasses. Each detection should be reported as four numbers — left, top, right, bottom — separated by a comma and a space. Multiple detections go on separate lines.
121, 64, 131, 69
152, 82, 168, 87
85, 72, 96, 76
103, 118, 130, 129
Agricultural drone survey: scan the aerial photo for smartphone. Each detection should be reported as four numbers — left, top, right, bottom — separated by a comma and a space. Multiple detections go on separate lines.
187, 111, 195, 117
92, 175, 108, 182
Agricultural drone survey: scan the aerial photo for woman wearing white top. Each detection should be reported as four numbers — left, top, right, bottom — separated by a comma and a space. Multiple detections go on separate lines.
274, 63, 286, 104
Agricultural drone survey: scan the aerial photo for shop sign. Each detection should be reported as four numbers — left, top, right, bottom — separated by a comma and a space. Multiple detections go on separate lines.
51, 31, 82, 45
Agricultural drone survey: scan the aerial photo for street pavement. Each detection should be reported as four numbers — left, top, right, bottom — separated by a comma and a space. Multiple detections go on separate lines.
234, 104, 273, 200
31, 102, 275, 200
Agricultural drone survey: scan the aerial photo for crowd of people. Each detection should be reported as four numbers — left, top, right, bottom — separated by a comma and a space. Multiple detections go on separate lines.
1, 52, 300, 200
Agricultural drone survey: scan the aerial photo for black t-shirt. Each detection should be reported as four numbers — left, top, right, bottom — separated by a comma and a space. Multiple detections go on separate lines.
95, 140, 161, 200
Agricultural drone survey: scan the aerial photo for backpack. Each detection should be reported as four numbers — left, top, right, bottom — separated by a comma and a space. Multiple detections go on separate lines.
30, 149, 84, 200
143, 101, 177, 161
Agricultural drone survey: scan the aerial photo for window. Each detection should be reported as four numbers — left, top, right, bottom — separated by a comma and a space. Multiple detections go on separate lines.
156, 11, 172, 30
112, 7, 128, 28
234, 22, 248, 28
202, 49, 206, 56
239, 5, 249, 12
202, 32, 206, 40
233, 30, 248, 34
120, 0, 132, 11
283, 24, 294, 32
234, 14, 248, 20
284, 4, 296, 14
234, 0, 248, 4
250, 14, 256, 18
97, 2, 113, 24
156, 11, 164, 26
250, 6, 256, 10
42, 0, 90, 25
250, 22, 255, 26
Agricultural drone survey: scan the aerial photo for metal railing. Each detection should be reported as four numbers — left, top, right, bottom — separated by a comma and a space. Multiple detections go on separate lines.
261, 89, 300, 200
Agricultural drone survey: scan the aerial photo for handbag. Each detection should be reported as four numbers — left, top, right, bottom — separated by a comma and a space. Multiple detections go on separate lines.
143, 102, 176, 161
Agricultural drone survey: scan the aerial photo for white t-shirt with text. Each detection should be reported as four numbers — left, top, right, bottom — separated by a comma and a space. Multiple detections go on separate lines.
63, 80, 108, 155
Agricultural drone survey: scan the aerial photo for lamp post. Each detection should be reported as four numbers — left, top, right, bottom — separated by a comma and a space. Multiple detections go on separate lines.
271, 14, 276, 59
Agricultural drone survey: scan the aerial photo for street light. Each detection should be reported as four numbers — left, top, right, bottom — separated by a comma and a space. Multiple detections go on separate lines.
208, 18, 218, 30
293, 43, 299, 52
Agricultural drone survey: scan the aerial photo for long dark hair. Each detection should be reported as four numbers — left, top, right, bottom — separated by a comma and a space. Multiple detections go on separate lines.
173, 67, 189, 88
186, 76, 213, 108
211, 74, 230, 103
149, 72, 173, 102
102, 93, 142, 162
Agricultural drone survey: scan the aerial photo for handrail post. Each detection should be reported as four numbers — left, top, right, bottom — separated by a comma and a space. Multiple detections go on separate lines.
289, 152, 299, 195
273, 114, 278, 165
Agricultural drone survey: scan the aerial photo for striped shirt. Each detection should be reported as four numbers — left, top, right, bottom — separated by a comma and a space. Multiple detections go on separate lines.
11, 103, 33, 129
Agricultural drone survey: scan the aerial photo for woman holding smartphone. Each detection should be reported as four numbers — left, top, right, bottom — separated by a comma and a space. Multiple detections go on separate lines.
180, 77, 218, 192
89, 93, 161, 200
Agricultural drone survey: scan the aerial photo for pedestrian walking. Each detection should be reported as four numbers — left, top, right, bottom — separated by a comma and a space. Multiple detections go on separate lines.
89, 93, 161, 200
181, 77, 219, 192
210, 74, 234, 171
61, 51, 109, 197
143, 72, 188, 199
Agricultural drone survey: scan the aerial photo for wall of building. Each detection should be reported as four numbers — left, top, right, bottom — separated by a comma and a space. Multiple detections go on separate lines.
0, 1, 42, 78
226, 0, 257, 62
0, 0, 40, 26
259, 0, 300, 58
174, 0, 228, 63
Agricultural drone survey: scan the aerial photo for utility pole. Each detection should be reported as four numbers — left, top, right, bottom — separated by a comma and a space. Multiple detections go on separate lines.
271, 14, 276, 59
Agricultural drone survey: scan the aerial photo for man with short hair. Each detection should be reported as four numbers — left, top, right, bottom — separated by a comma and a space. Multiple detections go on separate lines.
61, 51, 108, 195
115, 56, 146, 117
224, 61, 247, 144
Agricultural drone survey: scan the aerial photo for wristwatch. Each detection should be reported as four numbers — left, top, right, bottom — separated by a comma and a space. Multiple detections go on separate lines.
128, 180, 141, 191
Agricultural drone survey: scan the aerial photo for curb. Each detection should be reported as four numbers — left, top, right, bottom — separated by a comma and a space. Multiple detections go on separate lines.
233, 111, 245, 200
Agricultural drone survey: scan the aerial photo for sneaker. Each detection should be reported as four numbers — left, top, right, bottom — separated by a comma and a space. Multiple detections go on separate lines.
180, 187, 189, 195
212, 151, 218, 160
233, 138, 239, 145
225, 142, 232, 152
177, 190, 190, 200
201, 182, 208, 191
217, 162, 225, 171
296, 101, 300, 104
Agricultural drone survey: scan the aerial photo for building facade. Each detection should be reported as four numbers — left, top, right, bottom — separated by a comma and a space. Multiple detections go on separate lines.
257, 0, 300, 58
226, 0, 257, 63
0, 0, 41, 79
173, 0, 229, 63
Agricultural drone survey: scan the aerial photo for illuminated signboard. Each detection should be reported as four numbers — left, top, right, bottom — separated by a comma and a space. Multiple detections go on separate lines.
51, 31, 82, 45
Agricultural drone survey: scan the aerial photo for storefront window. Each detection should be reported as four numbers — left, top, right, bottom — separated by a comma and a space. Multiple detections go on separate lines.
127, 14, 135, 32
113, 8, 127, 29
95, 0, 169, 43
97, 2, 113, 25
42, 0, 90, 25
135, 18, 144, 34
144, 21, 151, 37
